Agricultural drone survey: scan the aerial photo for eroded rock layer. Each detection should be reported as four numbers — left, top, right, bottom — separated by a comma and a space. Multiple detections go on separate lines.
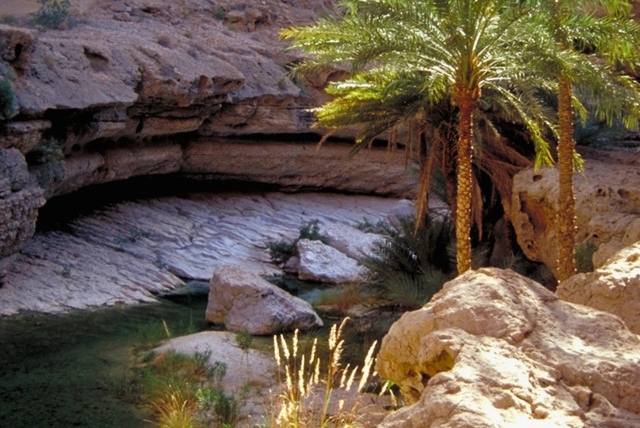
0, 191, 400, 316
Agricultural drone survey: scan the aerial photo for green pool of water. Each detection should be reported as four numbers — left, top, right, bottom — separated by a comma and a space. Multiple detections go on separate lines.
0, 296, 208, 428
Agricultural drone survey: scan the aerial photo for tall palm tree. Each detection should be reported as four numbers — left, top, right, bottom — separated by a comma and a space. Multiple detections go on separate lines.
282, 0, 555, 274
532, 1, 640, 281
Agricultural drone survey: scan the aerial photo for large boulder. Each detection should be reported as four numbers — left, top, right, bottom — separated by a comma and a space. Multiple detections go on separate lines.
557, 241, 640, 335
296, 239, 368, 283
377, 268, 640, 428
508, 149, 640, 276
206, 265, 323, 335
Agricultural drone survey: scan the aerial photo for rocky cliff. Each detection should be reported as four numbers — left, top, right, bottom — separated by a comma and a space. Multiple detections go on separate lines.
0, 0, 415, 268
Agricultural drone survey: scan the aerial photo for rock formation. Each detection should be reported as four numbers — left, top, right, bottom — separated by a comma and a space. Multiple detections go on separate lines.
0, 148, 44, 261
206, 264, 323, 335
319, 222, 384, 261
557, 241, 640, 335
0, 190, 399, 316
377, 268, 640, 428
508, 148, 640, 276
0, 0, 415, 265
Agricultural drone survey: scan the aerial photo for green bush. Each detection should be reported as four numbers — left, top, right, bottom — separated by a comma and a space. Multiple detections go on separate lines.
267, 219, 329, 264
0, 79, 15, 119
576, 241, 598, 273
356, 218, 393, 235
213, 8, 227, 20
30, 138, 65, 188
1, 15, 17, 25
32, 0, 77, 30
363, 215, 456, 309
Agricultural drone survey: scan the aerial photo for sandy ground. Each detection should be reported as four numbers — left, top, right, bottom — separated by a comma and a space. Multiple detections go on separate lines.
0, 0, 40, 17
0, 0, 98, 19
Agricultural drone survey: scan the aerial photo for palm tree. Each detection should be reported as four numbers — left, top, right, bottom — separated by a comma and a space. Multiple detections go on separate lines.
282, 0, 555, 274
532, 1, 640, 281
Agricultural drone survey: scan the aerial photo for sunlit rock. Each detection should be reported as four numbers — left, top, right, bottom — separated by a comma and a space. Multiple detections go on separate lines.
558, 241, 640, 335
377, 268, 640, 427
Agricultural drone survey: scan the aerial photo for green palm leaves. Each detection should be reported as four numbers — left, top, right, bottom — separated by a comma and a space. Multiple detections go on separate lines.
283, 0, 640, 278
532, 0, 640, 281
283, 0, 557, 274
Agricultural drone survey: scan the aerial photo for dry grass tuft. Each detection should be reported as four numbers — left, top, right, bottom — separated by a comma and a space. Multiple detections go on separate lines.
267, 318, 379, 428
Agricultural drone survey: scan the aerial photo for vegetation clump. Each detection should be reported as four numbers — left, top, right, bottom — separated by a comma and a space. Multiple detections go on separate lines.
363, 216, 456, 310
0, 79, 16, 120
267, 219, 329, 264
28, 138, 65, 189
32, 0, 77, 30
266, 319, 380, 428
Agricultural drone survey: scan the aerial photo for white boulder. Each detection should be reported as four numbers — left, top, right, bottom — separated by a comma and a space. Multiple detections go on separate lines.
296, 239, 368, 283
320, 222, 384, 261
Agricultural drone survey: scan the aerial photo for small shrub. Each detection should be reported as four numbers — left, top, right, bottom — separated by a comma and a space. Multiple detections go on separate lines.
298, 219, 328, 243
32, 0, 77, 30
1, 15, 17, 24
0, 79, 15, 119
363, 215, 456, 309
235, 330, 253, 352
356, 218, 393, 235
214, 8, 227, 20
576, 241, 598, 273
29, 138, 64, 188
267, 239, 295, 264
266, 219, 329, 265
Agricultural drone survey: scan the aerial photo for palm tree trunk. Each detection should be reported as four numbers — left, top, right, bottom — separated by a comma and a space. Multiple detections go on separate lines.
456, 97, 475, 274
557, 75, 576, 281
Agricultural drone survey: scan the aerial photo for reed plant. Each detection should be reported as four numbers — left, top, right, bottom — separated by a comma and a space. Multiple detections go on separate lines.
266, 318, 378, 428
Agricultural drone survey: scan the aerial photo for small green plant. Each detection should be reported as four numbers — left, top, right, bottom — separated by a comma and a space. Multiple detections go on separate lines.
235, 330, 253, 352
32, 0, 77, 29
267, 219, 329, 265
206, 361, 227, 388
30, 138, 64, 188
267, 239, 295, 264
214, 8, 227, 20
298, 219, 328, 243
576, 241, 598, 273
196, 386, 238, 427
235, 330, 253, 381
0, 79, 16, 119
1, 15, 17, 24
356, 218, 393, 235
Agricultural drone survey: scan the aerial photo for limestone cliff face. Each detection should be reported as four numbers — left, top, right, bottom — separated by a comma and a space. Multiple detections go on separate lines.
0, 0, 415, 263
508, 148, 640, 276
